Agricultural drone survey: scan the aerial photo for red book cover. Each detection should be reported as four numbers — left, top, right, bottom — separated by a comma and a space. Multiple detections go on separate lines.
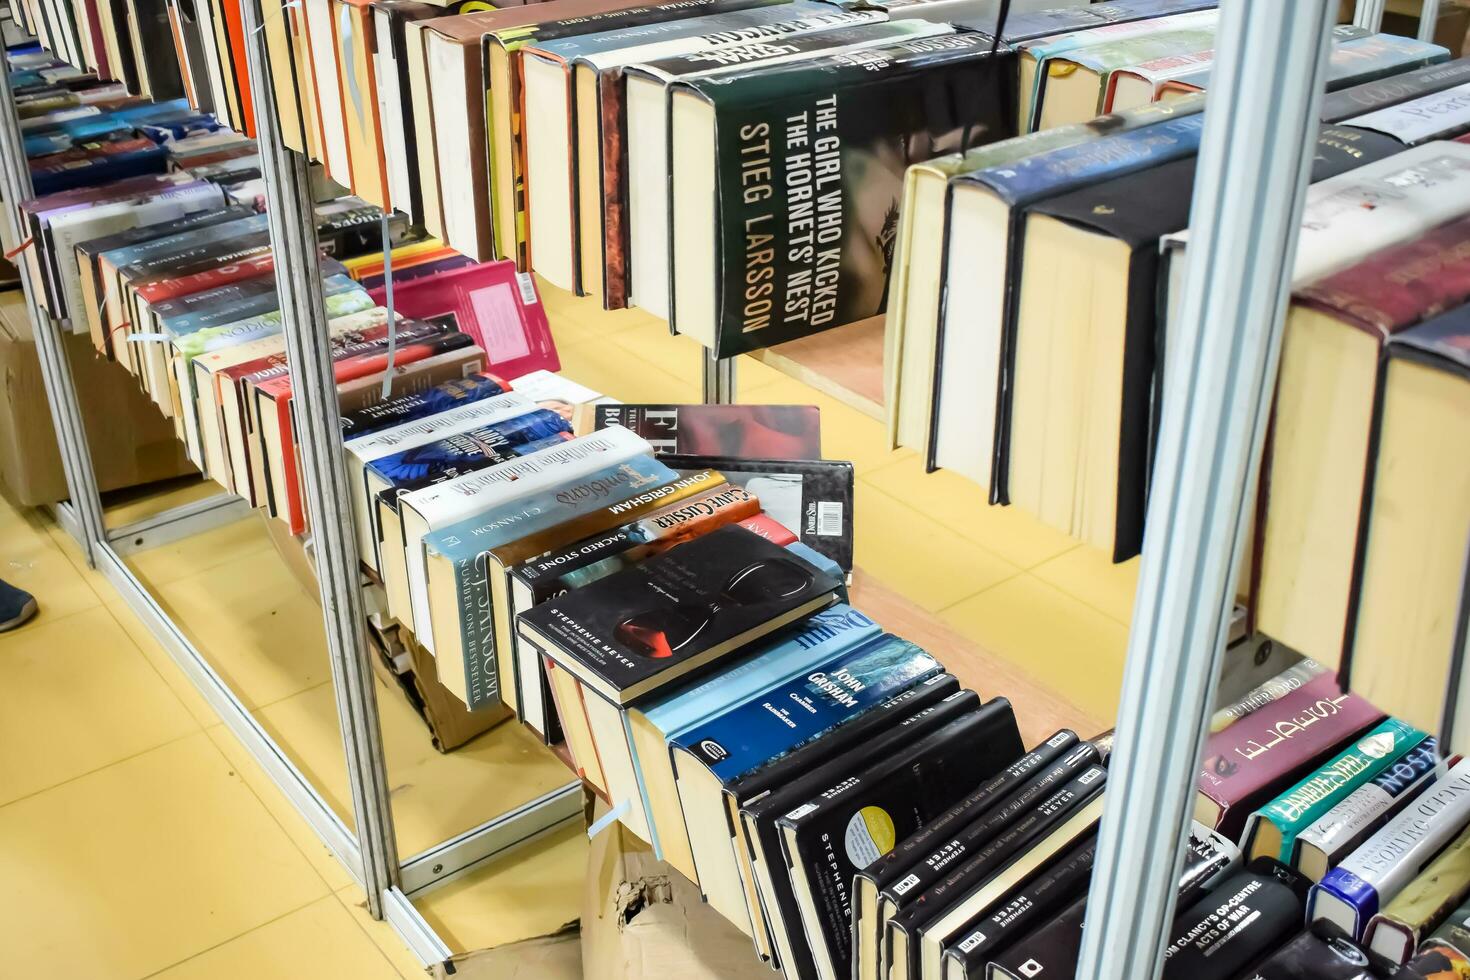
1196, 672, 1385, 839
1296, 216, 1470, 341
589, 403, 822, 458
367, 259, 558, 379
736, 512, 797, 547
83, 0, 111, 79
256, 325, 473, 531
28, 136, 157, 171
134, 251, 276, 304
218, 0, 257, 137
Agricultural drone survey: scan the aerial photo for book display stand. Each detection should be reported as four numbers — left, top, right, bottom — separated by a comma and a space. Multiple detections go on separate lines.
0, 0, 1457, 976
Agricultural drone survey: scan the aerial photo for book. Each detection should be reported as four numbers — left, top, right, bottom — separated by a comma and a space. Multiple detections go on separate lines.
333, 0, 390, 208
1320, 57, 1470, 124
1158, 859, 1314, 979
853, 728, 1083, 980
1310, 758, 1470, 940
1421, 896, 1470, 959
520, 523, 838, 704
885, 96, 1201, 455
778, 699, 1024, 980
1258, 214, 1470, 673
337, 370, 510, 440
1211, 659, 1328, 733
431, 466, 723, 713
1400, 941, 1470, 979
737, 675, 965, 971
365, 259, 558, 380
886, 771, 1106, 980
962, 0, 1214, 46
421, 455, 690, 711
1032, 24, 1215, 131
589, 403, 820, 458
660, 454, 853, 571
1196, 672, 1385, 840
1295, 738, 1444, 882
516, 0, 805, 294
1247, 920, 1405, 980
1348, 310, 1470, 739
623, 16, 937, 317
868, 737, 1105, 980
395, 426, 654, 647
1344, 80, 1470, 145
342, 390, 536, 569
371, 1, 449, 220
667, 31, 1015, 357
622, 601, 881, 870
1243, 719, 1429, 866
1364, 822, 1470, 964
927, 108, 1204, 495
937, 834, 1097, 980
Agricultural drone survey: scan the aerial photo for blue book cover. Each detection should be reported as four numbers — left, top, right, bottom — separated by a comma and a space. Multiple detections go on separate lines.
339, 373, 511, 440
23, 117, 134, 155
625, 603, 880, 858
367, 409, 572, 485
32, 146, 170, 195
961, 111, 1204, 206
104, 213, 269, 275
673, 633, 943, 786
427, 455, 679, 707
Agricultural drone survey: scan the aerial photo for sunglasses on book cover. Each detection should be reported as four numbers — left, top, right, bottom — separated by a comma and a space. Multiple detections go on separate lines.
613, 558, 814, 661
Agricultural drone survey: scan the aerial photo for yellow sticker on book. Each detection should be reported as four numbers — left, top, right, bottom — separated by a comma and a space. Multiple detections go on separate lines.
845, 806, 896, 867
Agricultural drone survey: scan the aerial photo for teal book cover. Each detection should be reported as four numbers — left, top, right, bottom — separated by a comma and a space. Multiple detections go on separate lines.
1246, 718, 1427, 864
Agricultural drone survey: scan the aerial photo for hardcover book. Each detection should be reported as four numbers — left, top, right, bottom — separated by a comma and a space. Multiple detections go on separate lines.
660, 453, 853, 570
519, 524, 839, 705
1248, 920, 1404, 980
1195, 672, 1384, 839
778, 699, 1023, 980
1243, 719, 1428, 866
667, 30, 1016, 357
1364, 822, 1470, 964
1310, 759, 1470, 940
1294, 738, 1443, 882
337, 371, 510, 440
1344, 79, 1470, 145
590, 403, 820, 458
1211, 659, 1327, 733
1320, 56, 1470, 124
1160, 859, 1313, 980
1421, 896, 1470, 959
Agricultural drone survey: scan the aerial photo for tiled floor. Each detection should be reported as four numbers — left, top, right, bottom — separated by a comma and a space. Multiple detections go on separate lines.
0, 281, 1138, 978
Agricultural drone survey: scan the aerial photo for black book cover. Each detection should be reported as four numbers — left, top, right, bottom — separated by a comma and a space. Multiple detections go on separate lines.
859, 730, 1080, 903
133, 0, 186, 101
591, 403, 822, 459
877, 738, 1102, 911
661, 453, 854, 571
1161, 858, 1312, 980
741, 681, 972, 980
886, 766, 1107, 980
519, 524, 838, 703
1321, 57, 1470, 124
1248, 921, 1398, 980
677, 31, 1017, 356
374, 0, 446, 225
119, 228, 273, 285
989, 895, 1087, 980
316, 205, 412, 260
778, 699, 1024, 977
1174, 822, 1241, 913
941, 834, 1097, 977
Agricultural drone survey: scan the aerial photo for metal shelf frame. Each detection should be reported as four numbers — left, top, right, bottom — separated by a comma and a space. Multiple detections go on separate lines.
2, 0, 1437, 974
0, 2, 580, 969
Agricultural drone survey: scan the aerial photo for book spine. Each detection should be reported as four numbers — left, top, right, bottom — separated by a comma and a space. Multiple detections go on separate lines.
1296, 739, 1442, 873
1163, 862, 1312, 979
1364, 824, 1470, 963
1209, 659, 1327, 733
1176, 822, 1243, 910
338, 373, 510, 439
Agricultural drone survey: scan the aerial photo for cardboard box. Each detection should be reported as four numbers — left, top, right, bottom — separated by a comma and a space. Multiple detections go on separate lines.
0, 291, 195, 506
582, 817, 774, 980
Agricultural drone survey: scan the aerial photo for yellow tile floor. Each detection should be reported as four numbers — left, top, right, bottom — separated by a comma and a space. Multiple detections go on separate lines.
0, 281, 1139, 978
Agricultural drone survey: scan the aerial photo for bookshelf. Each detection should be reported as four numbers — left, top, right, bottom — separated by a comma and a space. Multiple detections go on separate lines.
2, 0, 1429, 976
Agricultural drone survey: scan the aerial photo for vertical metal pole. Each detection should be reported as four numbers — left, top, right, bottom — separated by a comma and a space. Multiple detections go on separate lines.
1075, 2, 1334, 978
0, 44, 107, 560
1418, 0, 1442, 42
702, 349, 736, 404
239, 0, 400, 918
1354, 0, 1387, 31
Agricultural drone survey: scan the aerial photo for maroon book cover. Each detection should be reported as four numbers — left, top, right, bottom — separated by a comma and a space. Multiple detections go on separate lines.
590, 403, 822, 458
1296, 216, 1470, 341
367, 259, 558, 380
20, 171, 197, 215
133, 250, 277, 303
1197, 672, 1384, 840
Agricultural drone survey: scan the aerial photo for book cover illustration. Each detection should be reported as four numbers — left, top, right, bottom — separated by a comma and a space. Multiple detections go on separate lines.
591, 403, 821, 458
338, 372, 511, 439
366, 407, 572, 485
520, 524, 839, 701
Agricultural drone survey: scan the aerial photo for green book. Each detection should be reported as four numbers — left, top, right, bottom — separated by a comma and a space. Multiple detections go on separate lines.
1243, 718, 1427, 865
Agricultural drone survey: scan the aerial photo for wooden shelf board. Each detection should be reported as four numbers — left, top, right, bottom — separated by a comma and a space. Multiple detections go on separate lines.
748, 316, 886, 421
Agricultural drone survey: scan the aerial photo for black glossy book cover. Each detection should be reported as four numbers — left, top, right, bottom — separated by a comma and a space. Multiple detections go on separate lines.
519, 524, 838, 702
661, 453, 854, 570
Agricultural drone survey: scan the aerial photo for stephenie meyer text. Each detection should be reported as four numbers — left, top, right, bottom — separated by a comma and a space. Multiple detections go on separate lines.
740, 94, 842, 335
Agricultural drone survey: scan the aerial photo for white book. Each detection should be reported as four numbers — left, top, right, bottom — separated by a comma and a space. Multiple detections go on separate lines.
343, 391, 533, 571
1309, 758, 1470, 940
398, 425, 653, 649
305, 0, 353, 186
373, 7, 408, 213
1345, 81, 1470, 146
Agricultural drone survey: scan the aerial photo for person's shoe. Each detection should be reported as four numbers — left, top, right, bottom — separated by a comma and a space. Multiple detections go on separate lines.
0, 579, 37, 632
